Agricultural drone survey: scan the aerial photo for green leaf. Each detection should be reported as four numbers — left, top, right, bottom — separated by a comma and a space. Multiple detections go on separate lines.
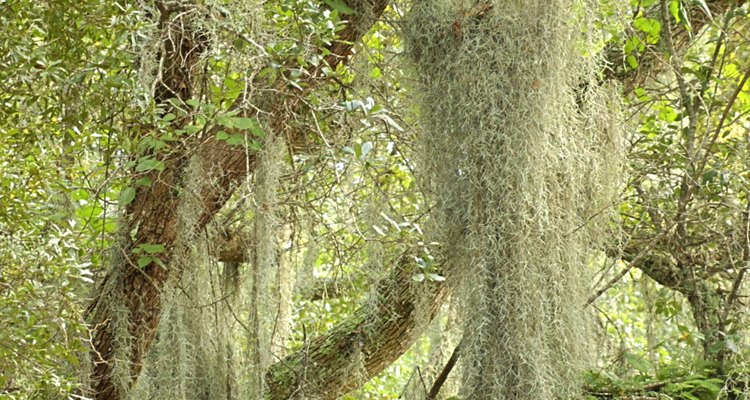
226, 133, 246, 146
71, 188, 90, 201
185, 124, 200, 134
726, 337, 740, 354
118, 187, 136, 206
75, 204, 103, 220
137, 256, 153, 268
135, 157, 165, 172
233, 117, 265, 137
369, 66, 381, 79
657, 105, 678, 122
136, 177, 152, 187
708, 341, 725, 353
633, 17, 661, 43
360, 141, 373, 158
374, 114, 404, 132
624, 36, 644, 54
626, 55, 639, 69
633, 17, 661, 36
634, 87, 650, 101
669, 0, 680, 22
702, 169, 719, 184
104, 220, 117, 233
322, 0, 356, 15
247, 140, 263, 151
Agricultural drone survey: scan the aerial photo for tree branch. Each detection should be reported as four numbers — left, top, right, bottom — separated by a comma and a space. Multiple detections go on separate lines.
425, 337, 464, 400
265, 256, 449, 400
85, 1, 389, 398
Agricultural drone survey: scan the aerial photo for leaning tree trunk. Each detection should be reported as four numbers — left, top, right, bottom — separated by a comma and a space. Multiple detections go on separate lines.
85, 8, 207, 397
83, 1, 389, 398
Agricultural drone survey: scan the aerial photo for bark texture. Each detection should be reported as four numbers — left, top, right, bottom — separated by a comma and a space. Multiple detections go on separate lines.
84, 1, 388, 399
86, 7, 206, 397
265, 259, 449, 400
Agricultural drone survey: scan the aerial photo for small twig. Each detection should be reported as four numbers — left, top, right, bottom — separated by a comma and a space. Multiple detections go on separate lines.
661, 0, 699, 245
426, 337, 465, 399
721, 197, 750, 324
587, 231, 669, 306
660, 0, 697, 150
398, 366, 418, 399
695, 66, 750, 178
418, 367, 429, 396
587, 263, 635, 306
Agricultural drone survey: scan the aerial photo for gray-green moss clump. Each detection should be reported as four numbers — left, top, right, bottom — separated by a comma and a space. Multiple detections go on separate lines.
405, 1, 622, 399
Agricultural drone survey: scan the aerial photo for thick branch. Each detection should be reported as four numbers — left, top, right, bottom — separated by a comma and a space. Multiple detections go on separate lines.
261, 0, 738, 396
85, 1, 388, 399
86, 6, 206, 397
265, 257, 449, 400
85, 1, 743, 398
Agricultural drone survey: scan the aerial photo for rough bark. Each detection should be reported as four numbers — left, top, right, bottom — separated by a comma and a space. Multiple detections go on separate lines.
265, 258, 449, 400
84, 1, 388, 399
86, 6, 206, 397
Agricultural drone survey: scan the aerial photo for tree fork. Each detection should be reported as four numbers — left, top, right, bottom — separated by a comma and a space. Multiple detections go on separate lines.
84, 1, 388, 398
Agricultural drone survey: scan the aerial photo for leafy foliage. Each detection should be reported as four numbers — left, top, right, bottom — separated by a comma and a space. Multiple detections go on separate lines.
1, 0, 749, 399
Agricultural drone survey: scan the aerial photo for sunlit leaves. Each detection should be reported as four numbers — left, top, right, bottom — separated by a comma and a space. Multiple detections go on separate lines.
322, 0, 356, 15
633, 17, 661, 43
214, 115, 266, 150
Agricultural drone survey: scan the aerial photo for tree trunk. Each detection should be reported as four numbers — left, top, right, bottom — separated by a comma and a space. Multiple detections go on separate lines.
83, 1, 388, 398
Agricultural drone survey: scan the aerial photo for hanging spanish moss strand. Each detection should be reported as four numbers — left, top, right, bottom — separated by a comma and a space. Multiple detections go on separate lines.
245, 134, 284, 398
405, 1, 623, 399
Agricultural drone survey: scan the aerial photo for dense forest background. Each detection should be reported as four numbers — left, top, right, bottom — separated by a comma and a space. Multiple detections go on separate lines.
1, 0, 749, 399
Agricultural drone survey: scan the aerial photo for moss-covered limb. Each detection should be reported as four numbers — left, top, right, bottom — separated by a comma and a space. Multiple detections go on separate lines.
191, 0, 389, 215
621, 247, 728, 364
85, 2, 389, 399
85, 5, 206, 398
265, 259, 449, 400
